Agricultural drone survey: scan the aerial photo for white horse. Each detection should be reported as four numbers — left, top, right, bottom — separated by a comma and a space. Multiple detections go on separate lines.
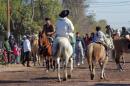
53, 37, 73, 82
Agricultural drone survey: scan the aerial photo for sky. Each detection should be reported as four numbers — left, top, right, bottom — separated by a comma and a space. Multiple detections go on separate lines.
87, 0, 130, 29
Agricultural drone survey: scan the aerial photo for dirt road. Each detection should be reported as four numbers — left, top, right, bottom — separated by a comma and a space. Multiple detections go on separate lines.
0, 53, 130, 86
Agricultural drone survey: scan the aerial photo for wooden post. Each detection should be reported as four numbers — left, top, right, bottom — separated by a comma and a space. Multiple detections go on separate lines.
7, 0, 10, 38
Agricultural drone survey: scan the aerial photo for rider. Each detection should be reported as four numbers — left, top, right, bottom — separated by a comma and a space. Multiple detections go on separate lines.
121, 27, 129, 38
52, 9, 74, 56
106, 25, 113, 37
42, 17, 55, 44
95, 26, 108, 55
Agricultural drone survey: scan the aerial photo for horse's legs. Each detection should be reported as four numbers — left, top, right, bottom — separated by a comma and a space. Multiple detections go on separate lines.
46, 57, 50, 71
50, 58, 54, 69
57, 57, 61, 82
52, 60, 56, 71
34, 53, 37, 66
99, 60, 107, 79
121, 55, 125, 65
87, 55, 95, 80
63, 57, 69, 81
37, 54, 41, 66
88, 62, 95, 80
115, 54, 123, 71
68, 57, 73, 79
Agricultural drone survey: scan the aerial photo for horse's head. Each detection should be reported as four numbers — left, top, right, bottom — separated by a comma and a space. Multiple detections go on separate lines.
39, 32, 49, 46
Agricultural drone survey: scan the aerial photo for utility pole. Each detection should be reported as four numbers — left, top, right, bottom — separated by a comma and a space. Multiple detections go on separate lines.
7, 0, 10, 38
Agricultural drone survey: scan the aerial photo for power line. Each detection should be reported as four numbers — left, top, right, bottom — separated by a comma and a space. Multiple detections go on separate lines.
87, 1, 130, 7
89, 3, 130, 7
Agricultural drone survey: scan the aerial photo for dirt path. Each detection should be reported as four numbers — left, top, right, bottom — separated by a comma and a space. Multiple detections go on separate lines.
0, 54, 130, 86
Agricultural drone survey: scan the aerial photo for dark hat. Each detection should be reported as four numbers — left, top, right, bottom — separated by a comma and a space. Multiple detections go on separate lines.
122, 27, 126, 30
96, 26, 101, 31
45, 17, 51, 21
106, 25, 110, 28
59, 10, 69, 18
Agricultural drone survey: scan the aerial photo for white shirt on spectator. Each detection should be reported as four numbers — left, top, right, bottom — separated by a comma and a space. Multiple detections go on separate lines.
23, 39, 31, 52
56, 17, 74, 38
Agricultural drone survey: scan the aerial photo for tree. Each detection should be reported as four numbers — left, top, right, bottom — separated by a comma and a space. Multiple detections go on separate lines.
97, 20, 107, 32
0, 0, 63, 43
62, 0, 92, 34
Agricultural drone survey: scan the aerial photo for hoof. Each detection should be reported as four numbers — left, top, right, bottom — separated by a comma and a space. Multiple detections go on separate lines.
119, 69, 124, 72
91, 74, 94, 80
63, 78, 67, 81
68, 75, 71, 79
58, 79, 62, 82
46, 70, 49, 73
100, 77, 103, 79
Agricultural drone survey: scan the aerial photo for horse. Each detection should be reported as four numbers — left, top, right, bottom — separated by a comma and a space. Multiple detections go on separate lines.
87, 36, 114, 80
39, 32, 55, 71
112, 33, 130, 71
31, 35, 41, 66
53, 37, 73, 82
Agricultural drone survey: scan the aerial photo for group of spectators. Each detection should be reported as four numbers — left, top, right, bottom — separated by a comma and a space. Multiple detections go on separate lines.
3, 35, 20, 64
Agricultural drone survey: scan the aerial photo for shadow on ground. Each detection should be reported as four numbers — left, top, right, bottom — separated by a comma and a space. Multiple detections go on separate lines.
95, 83, 130, 86
32, 76, 57, 80
0, 80, 29, 84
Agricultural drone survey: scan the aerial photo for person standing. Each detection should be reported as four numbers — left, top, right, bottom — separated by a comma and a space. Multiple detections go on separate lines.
22, 35, 31, 67
75, 32, 85, 66
3, 37, 11, 63
83, 33, 91, 47
9, 35, 15, 50
13, 42, 20, 64
90, 32, 96, 43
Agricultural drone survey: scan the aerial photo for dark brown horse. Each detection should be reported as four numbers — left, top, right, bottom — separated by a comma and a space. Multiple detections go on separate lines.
112, 33, 130, 71
39, 32, 55, 71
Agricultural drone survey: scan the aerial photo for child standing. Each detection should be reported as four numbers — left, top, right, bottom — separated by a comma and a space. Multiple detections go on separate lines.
13, 42, 20, 64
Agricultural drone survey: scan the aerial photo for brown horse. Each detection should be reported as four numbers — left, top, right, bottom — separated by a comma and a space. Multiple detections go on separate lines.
113, 33, 130, 71
39, 32, 55, 71
87, 43, 108, 80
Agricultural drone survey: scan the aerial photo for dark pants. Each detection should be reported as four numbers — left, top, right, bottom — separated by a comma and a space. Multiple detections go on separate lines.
7, 51, 11, 63
22, 51, 30, 67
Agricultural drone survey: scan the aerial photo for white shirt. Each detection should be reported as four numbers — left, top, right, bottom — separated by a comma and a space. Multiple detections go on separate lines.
95, 31, 107, 43
23, 39, 31, 52
117, 30, 120, 36
56, 17, 74, 38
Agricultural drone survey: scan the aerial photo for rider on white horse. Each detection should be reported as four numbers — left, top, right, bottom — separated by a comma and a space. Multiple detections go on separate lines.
52, 10, 74, 56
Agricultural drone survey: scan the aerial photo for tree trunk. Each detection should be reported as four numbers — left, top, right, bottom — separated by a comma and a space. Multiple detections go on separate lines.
31, 0, 35, 22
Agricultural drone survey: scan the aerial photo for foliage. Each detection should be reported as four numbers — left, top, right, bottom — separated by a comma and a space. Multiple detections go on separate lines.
0, 0, 62, 38
62, 0, 88, 33
88, 19, 107, 33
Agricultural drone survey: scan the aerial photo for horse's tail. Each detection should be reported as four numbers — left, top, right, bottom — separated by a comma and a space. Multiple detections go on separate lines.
54, 42, 62, 58
87, 44, 94, 71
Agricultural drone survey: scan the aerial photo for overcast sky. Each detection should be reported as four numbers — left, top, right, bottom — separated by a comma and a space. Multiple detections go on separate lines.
87, 0, 130, 29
